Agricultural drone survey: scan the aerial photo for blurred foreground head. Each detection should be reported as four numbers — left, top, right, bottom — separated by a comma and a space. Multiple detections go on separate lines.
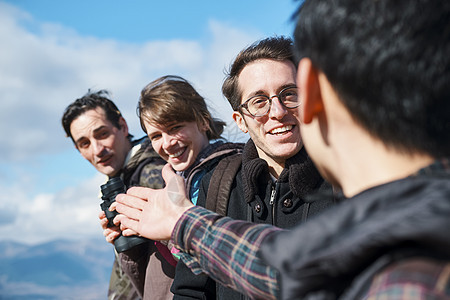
293, 0, 450, 158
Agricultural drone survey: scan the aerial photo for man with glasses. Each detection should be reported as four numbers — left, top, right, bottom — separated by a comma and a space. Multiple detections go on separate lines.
170, 36, 336, 299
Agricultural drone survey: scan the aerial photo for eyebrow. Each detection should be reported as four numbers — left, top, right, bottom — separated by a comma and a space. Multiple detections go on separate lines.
246, 83, 297, 98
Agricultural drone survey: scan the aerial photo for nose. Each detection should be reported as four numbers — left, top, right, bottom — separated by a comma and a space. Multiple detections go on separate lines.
162, 133, 176, 150
268, 97, 288, 119
93, 140, 106, 156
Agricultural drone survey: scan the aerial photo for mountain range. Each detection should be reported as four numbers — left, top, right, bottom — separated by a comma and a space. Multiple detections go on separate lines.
0, 238, 115, 300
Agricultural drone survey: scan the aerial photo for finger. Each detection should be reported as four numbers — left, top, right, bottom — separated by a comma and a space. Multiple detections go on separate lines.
122, 227, 139, 237
115, 202, 142, 222
99, 217, 109, 229
118, 222, 138, 236
125, 186, 154, 200
116, 193, 146, 210
103, 228, 120, 243
116, 214, 140, 234
109, 201, 117, 211
161, 164, 190, 206
98, 211, 106, 219
103, 226, 120, 236
105, 231, 119, 244
119, 221, 139, 236
162, 164, 186, 195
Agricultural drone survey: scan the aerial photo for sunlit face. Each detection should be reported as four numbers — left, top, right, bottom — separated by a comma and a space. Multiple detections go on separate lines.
233, 59, 303, 169
144, 120, 210, 172
70, 107, 131, 177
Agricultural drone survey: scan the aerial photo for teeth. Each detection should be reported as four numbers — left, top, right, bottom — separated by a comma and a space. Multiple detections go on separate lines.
169, 149, 184, 158
270, 125, 292, 134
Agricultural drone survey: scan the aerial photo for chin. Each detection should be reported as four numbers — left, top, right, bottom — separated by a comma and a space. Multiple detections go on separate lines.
279, 142, 303, 157
100, 166, 119, 177
171, 162, 189, 172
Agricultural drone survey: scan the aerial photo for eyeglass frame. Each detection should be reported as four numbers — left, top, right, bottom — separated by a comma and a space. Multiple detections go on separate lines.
237, 85, 300, 117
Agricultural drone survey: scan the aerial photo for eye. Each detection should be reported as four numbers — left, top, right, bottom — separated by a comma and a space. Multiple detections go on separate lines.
282, 88, 297, 96
281, 88, 299, 104
96, 129, 111, 140
149, 133, 162, 141
169, 124, 183, 133
250, 96, 269, 108
78, 140, 90, 149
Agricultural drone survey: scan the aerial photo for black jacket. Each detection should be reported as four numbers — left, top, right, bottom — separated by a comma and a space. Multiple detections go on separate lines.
172, 139, 336, 299
261, 159, 450, 299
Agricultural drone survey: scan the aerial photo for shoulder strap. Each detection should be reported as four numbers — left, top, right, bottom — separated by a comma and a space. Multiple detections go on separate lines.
205, 153, 242, 216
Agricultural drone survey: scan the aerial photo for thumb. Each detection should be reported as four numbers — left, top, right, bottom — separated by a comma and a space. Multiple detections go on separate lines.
161, 163, 189, 203
161, 163, 176, 179
162, 163, 185, 191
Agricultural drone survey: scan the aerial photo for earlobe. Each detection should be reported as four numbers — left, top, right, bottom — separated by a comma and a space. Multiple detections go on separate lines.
297, 58, 324, 124
232, 111, 248, 133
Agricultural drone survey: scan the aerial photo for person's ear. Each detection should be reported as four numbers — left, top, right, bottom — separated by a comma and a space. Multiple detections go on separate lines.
232, 111, 248, 133
297, 58, 324, 124
200, 119, 210, 133
118, 117, 129, 135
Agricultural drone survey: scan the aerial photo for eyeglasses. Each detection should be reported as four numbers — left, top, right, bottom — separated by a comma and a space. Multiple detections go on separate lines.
238, 86, 299, 117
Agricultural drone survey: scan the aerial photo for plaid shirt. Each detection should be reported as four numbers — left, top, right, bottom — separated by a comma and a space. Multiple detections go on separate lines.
364, 158, 450, 299
173, 206, 283, 299
172, 158, 450, 299
366, 258, 450, 299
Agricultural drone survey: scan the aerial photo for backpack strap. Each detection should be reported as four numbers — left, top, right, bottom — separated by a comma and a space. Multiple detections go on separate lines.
205, 153, 242, 216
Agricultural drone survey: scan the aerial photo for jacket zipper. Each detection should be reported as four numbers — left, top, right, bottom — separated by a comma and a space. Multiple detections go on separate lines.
270, 184, 276, 225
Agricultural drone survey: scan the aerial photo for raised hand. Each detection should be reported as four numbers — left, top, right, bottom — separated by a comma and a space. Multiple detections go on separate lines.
113, 163, 194, 241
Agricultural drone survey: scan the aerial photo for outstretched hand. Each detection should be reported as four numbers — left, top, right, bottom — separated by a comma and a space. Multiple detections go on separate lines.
113, 164, 194, 241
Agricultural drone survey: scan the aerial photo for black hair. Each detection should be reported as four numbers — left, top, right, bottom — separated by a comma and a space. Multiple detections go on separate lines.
62, 90, 132, 143
222, 36, 295, 110
293, 0, 450, 157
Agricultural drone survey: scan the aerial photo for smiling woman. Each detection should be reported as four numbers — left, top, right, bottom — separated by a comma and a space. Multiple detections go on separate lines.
139, 75, 227, 174
111, 75, 244, 297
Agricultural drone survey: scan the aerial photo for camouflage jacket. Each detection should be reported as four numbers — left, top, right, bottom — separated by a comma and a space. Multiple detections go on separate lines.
121, 136, 166, 189
110, 136, 174, 300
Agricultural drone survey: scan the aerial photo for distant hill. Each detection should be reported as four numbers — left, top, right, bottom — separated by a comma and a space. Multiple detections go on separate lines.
0, 238, 115, 300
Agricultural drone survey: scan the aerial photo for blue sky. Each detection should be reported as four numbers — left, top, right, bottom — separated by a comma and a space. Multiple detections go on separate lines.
0, 0, 300, 244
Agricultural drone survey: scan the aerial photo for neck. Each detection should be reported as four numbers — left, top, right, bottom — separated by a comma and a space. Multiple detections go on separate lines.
268, 163, 285, 179
333, 132, 434, 198
253, 147, 286, 179
313, 71, 435, 198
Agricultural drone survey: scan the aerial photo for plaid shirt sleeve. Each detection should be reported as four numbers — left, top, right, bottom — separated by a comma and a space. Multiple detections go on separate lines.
365, 258, 450, 299
171, 205, 284, 300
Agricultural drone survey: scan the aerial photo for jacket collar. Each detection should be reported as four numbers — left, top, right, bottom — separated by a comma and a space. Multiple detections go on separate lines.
241, 139, 323, 203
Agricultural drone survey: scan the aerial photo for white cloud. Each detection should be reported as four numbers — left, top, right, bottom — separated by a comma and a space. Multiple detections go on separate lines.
0, 2, 257, 245
0, 172, 105, 245
0, 2, 254, 164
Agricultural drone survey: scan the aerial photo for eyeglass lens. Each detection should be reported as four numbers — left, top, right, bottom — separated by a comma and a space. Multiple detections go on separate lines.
247, 87, 298, 116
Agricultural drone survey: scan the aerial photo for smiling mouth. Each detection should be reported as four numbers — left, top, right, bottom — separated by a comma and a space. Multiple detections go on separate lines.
269, 125, 293, 135
97, 155, 112, 165
168, 148, 185, 158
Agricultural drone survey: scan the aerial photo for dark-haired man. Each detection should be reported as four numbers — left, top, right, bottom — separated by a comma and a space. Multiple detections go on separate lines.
62, 91, 175, 300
